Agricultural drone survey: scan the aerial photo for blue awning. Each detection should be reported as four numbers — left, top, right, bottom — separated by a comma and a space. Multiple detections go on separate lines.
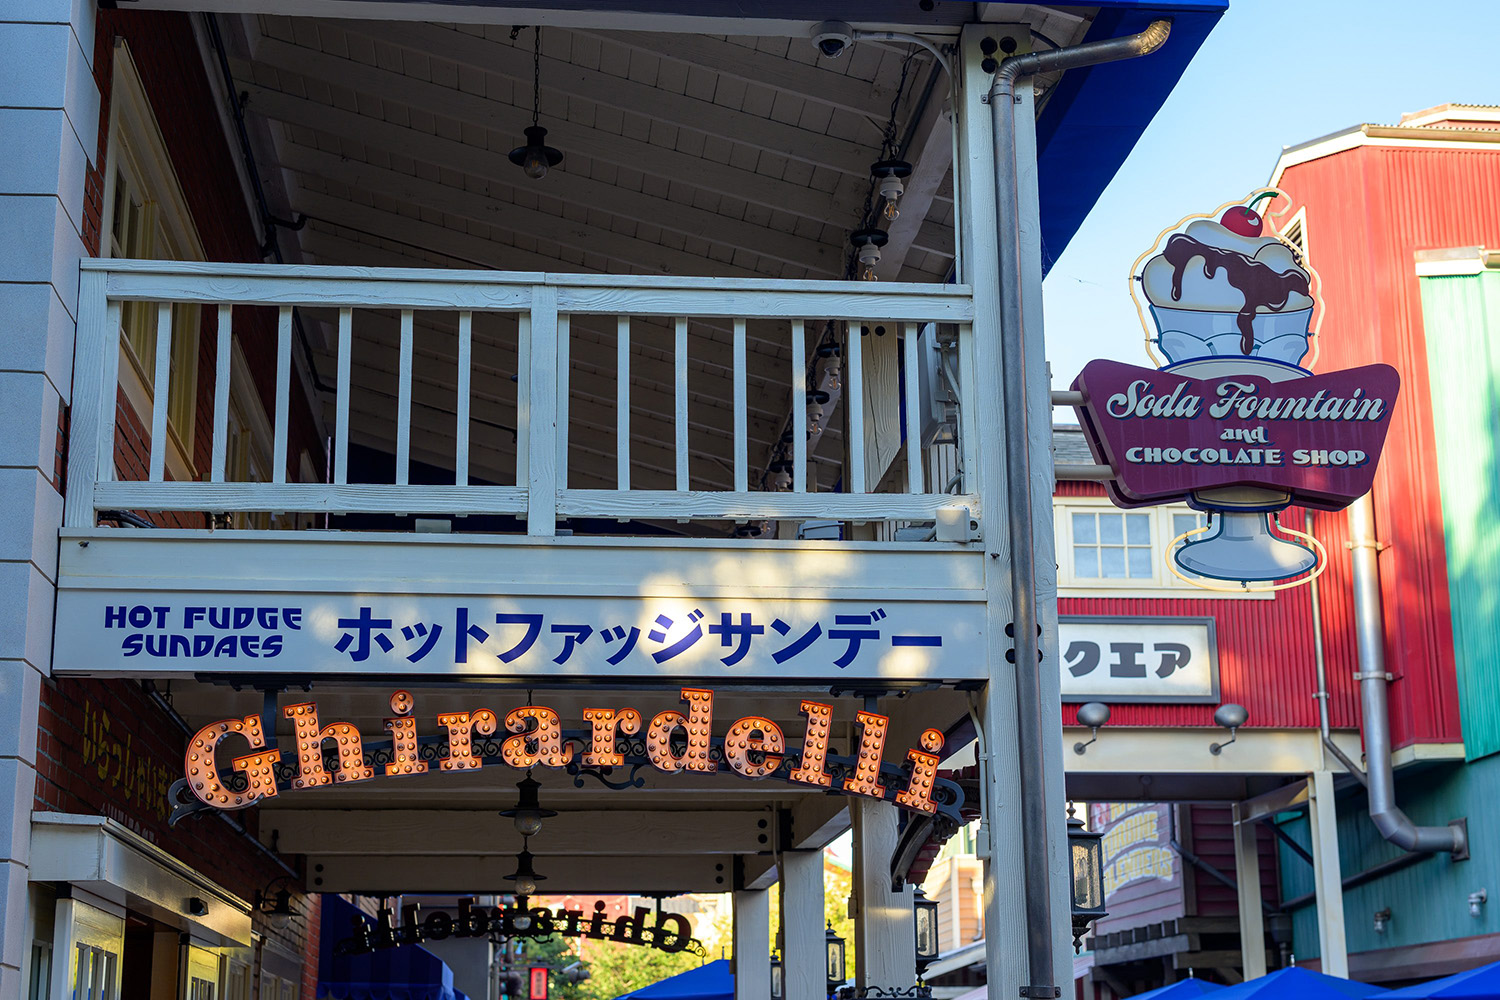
318, 896, 466, 1000
613, 959, 733, 1000
1035, 1, 1227, 272
1378, 958, 1500, 997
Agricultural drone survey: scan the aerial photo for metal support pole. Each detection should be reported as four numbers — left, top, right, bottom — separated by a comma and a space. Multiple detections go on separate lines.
988, 19, 1172, 998
1231, 803, 1267, 979
1307, 770, 1349, 977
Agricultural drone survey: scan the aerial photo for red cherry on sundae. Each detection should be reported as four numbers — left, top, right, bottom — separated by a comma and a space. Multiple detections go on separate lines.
1219, 205, 1263, 236
1218, 191, 1281, 237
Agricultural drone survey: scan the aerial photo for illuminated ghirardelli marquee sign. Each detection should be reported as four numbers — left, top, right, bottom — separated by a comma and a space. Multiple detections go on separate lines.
172, 687, 961, 823
1073, 191, 1400, 588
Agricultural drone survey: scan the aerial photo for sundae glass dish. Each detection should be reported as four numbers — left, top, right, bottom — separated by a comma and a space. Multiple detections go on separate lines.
1133, 192, 1320, 586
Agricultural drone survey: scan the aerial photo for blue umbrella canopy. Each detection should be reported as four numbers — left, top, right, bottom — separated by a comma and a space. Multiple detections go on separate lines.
1130, 978, 1227, 999
1379, 958, 1500, 997
615, 960, 733, 1000
1213, 968, 1383, 1000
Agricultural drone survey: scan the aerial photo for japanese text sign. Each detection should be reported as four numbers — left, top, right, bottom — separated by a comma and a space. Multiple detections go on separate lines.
1060, 616, 1217, 703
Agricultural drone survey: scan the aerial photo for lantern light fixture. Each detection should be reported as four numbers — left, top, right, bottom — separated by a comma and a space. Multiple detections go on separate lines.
770, 950, 784, 1000
1209, 703, 1249, 755
505, 840, 546, 896
254, 877, 299, 931
872, 159, 913, 221
1373, 907, 1390, 934
912, 886, 940, 972
1067, 811, 1106, 949
1073, 702, 1111, 755
825, 923, 847, 994
509, 27, 563, 179
850, 227, 888, 281
500, 775, 557, 836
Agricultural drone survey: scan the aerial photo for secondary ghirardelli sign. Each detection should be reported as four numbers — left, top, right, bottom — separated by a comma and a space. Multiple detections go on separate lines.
1073, 191, 1400, 588
173, 687, 962, 823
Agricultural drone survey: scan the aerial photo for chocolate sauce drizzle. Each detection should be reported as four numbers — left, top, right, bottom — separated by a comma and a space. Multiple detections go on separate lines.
1163, 233, 1310, 354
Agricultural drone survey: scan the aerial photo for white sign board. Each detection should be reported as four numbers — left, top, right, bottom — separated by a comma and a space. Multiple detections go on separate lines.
54, 592, 986, 681
1059, 616, 1218, 703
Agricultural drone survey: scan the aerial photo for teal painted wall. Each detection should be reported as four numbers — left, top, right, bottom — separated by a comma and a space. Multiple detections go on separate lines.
1278, 755, 1499, 961
1419, 269, 1500, 761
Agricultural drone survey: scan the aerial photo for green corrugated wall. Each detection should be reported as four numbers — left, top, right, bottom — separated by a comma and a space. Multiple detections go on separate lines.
1277, 755, 1499, 961
1419, 269, 1500, 761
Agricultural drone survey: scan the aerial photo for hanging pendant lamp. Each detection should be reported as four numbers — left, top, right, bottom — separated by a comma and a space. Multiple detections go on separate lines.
509, 27, 564, 179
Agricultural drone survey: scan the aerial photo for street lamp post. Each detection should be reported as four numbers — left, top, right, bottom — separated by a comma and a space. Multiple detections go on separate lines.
1067, 813, 1107, 948
825, 924, 846, 999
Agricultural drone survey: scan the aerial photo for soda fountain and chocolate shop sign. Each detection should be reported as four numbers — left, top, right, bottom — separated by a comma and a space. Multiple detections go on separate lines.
170, 688, 962, 823
1073, 190, 1400, 588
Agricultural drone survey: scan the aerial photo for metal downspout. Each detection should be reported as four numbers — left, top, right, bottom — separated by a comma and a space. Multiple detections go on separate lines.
1348, 492, 1466, 855
1308, 511, 1368, 785
986, 19, 1172, 996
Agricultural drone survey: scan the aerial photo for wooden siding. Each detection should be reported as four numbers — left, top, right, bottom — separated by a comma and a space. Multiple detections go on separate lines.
1275, 143, 1500, 748
1418, 269, 1500, 760
1278, 754, 1498, 974
1055, 482, 1360, 730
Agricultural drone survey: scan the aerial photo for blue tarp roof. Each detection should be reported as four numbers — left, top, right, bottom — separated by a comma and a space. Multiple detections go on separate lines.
1129, 978, 1226, 999
1211, 968, 1383, 1000
318, 896, 467, 1000
612, 960, 733, 1000
1379, 958, 1500, 997
1035, 1, 1228, 272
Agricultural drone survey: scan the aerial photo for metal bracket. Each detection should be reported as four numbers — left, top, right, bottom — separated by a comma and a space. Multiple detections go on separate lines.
838, 987, 933, 1000
1352, 672, 1394, 682
1018, 988, 1061, 999
1345, 540, 1389, 552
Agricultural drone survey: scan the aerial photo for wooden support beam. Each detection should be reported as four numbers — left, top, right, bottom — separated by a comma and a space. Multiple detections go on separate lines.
304, 853, 732, 894
584, 30, 901, 120
240, 84, 843, 274
266, 809, 770, 856
278, 141, 764, 279
236, 44, 861, 225
339, 21, 875, 177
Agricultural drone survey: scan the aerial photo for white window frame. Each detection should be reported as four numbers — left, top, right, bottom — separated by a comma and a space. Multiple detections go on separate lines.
1054, 496, 1267, 599
101, 39, 207, 485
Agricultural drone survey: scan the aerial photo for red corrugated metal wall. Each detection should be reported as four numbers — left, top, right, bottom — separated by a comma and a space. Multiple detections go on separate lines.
1275, 140, 1500, 747
1055, 482, 1362, 729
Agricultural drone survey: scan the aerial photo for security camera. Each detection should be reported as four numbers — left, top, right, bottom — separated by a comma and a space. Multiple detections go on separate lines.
811, 21, 855, 59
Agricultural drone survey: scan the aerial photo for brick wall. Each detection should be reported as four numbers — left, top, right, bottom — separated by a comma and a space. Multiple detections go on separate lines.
82, 8, 323, 491
33, 674, 314, 958
37, 8, 330, 995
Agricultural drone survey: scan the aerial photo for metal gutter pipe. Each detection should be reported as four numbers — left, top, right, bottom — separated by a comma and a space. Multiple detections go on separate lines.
1348, 492, 1466, 855
987, 19, 1171, 997
1307, 511, 1368, 786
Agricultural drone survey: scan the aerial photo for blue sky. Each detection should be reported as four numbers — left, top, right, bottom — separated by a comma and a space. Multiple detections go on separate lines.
1042, 0, 1500, 415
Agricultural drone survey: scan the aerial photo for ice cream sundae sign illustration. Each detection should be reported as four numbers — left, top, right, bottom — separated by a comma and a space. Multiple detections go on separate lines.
1072, 191, 1400, 589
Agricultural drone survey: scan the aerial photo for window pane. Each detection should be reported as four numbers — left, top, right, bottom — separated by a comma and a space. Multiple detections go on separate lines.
1126, 514, 1150, 544
1074, 546, 1099, 578
1128, 547, 1153, 577
1100, 547, 1126, 578
1072, 513, 1096, 544
1172, 513, 1202, 538
1100, 515, 1123, 544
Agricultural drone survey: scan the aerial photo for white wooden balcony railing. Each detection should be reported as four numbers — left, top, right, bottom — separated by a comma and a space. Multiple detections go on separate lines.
64, 260, 978, 536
